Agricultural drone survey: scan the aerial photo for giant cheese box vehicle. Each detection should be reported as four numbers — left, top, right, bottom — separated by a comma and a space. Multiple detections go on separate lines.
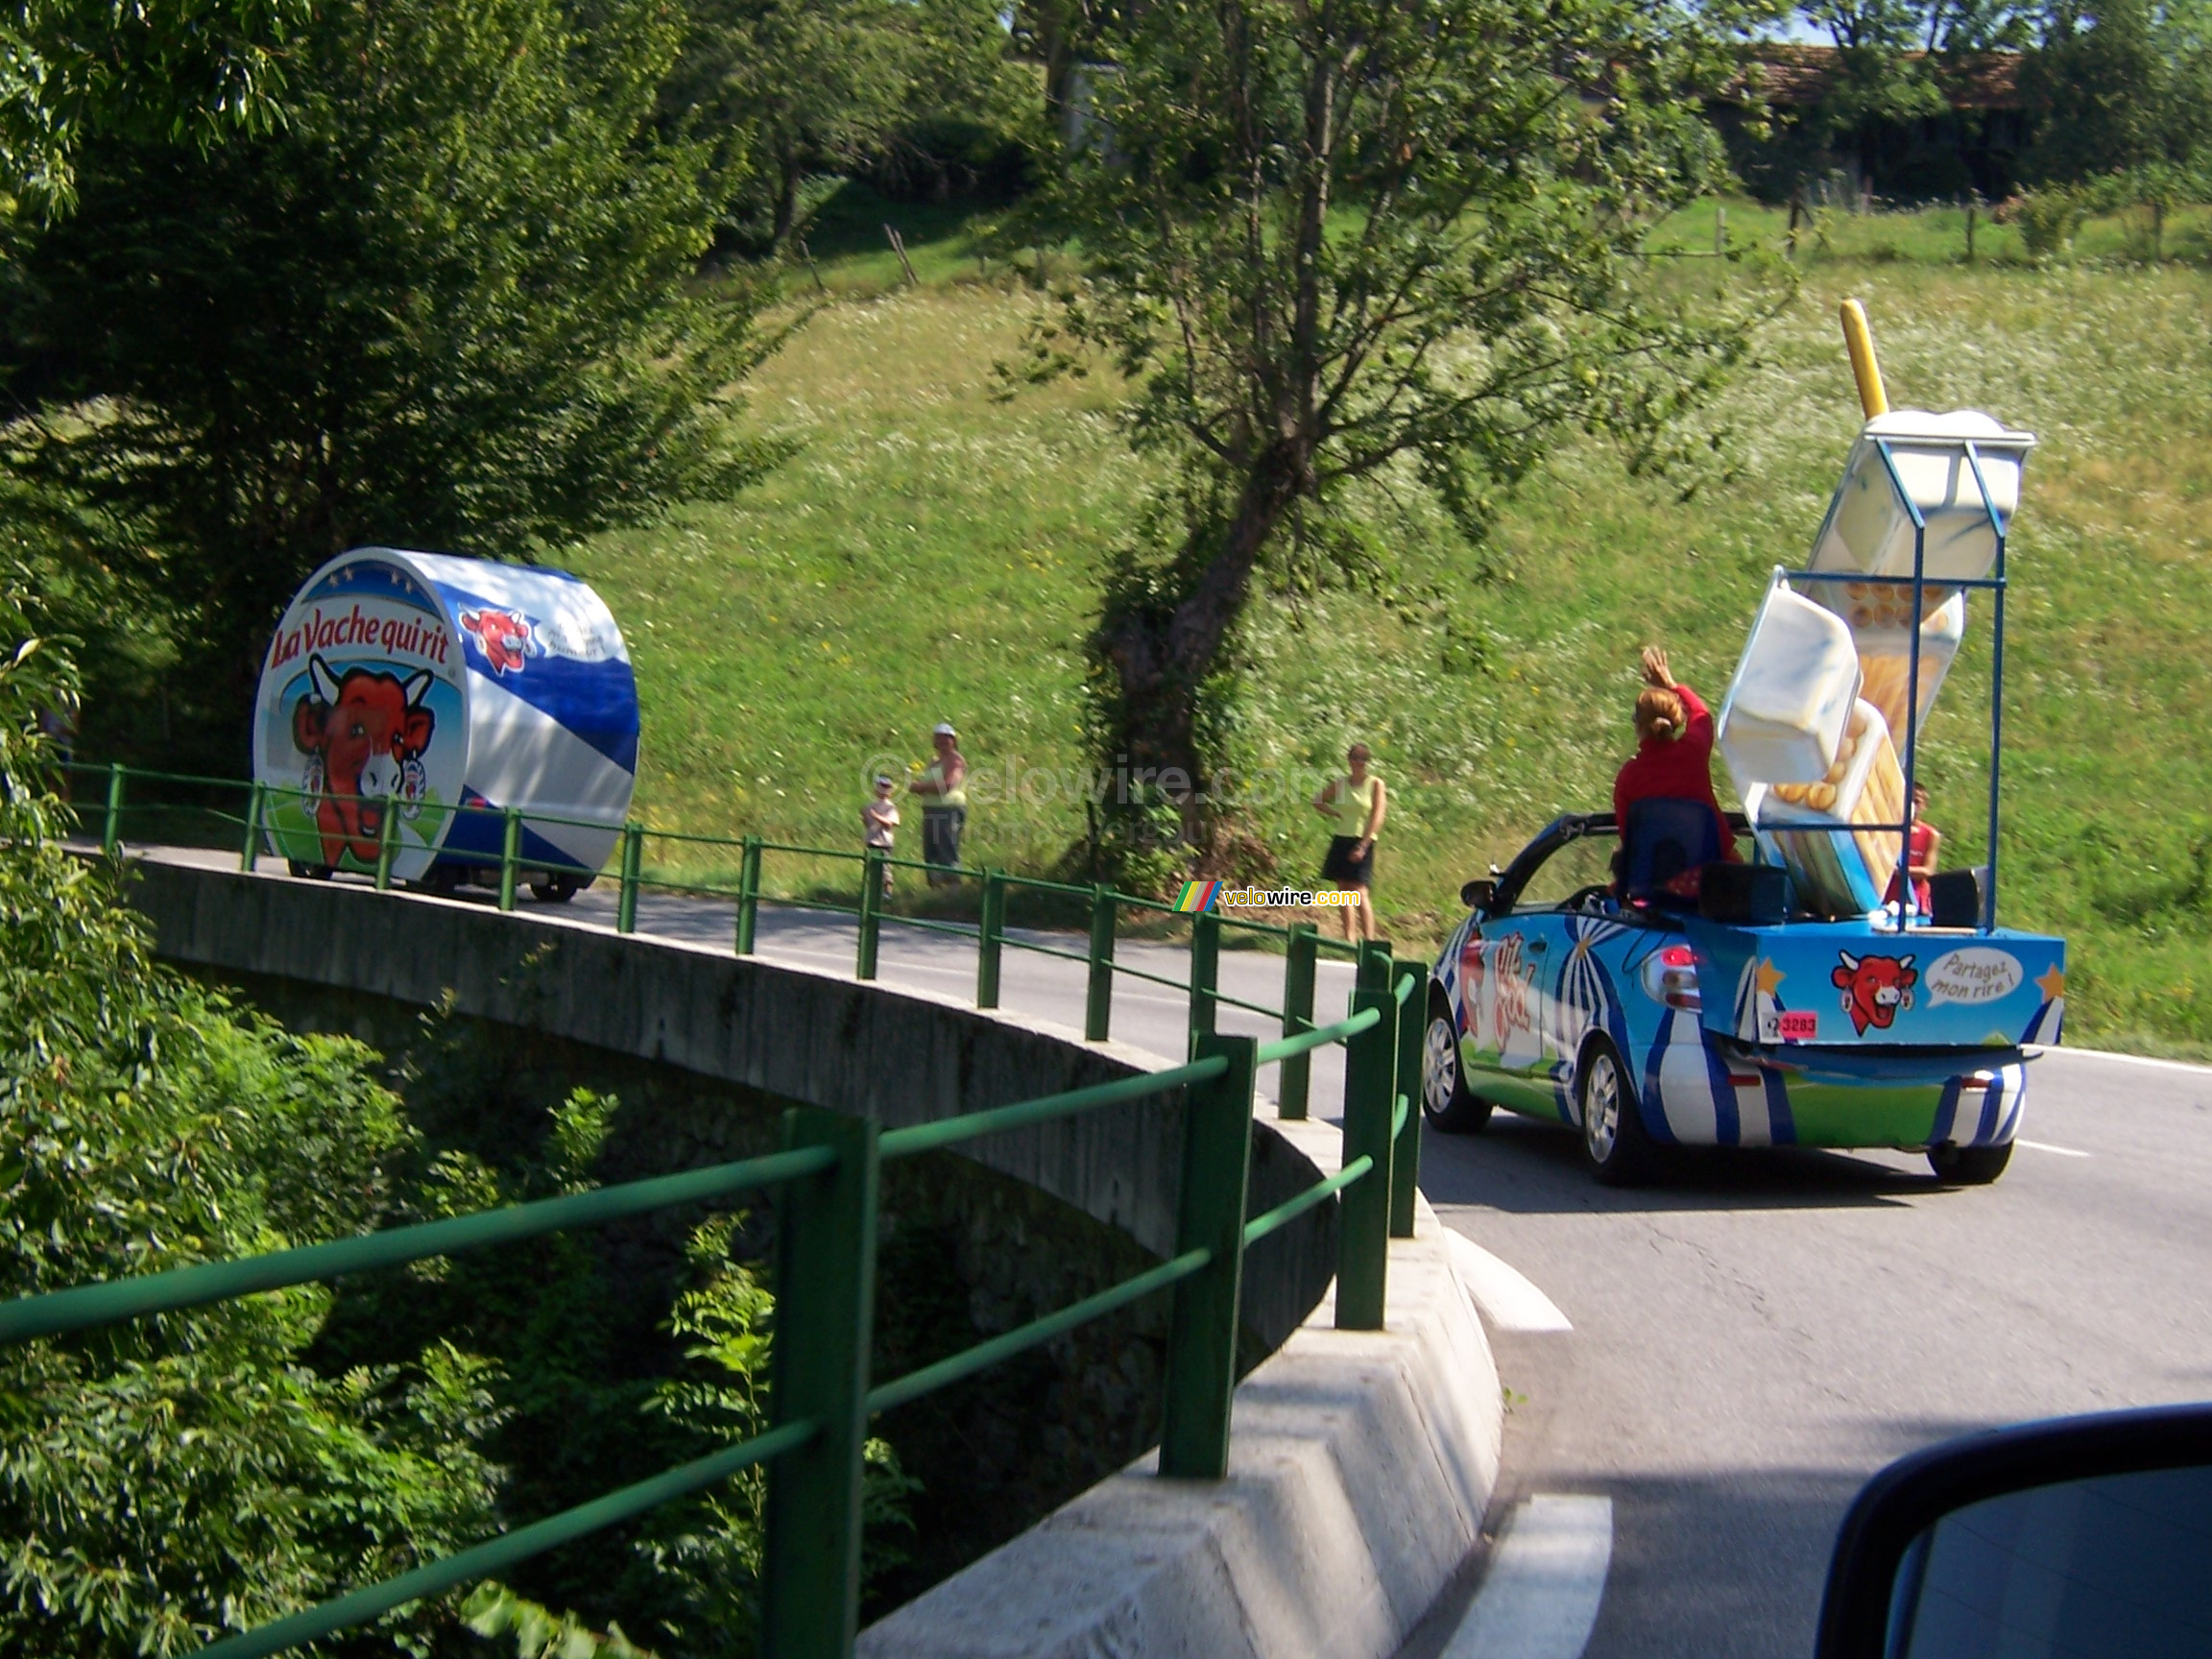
252, 549, 638, 900
1421, 302, 2065, 1188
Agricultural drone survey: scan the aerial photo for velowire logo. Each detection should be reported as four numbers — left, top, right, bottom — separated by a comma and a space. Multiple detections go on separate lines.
1172, 881, 1360, 913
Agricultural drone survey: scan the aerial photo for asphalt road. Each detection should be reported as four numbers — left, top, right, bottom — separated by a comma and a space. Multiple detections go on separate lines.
132, 848, 2212, 1657
1416, 1043, 2212, 1659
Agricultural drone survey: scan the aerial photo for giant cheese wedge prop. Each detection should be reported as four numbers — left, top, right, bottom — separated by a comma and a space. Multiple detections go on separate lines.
1717, 301, 2034, 916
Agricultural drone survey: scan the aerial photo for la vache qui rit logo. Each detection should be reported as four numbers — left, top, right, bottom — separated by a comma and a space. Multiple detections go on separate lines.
459, 608, 539, 676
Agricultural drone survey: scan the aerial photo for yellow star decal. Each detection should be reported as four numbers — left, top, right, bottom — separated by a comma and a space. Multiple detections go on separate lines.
2035, 964, 2067, 1002
1754, 957, 1787, 998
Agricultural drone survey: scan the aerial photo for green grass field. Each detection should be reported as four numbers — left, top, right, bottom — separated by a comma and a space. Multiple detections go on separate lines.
568, 191, 2212, 1056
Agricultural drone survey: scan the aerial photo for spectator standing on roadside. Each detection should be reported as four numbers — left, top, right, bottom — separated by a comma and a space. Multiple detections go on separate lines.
862, 774, 900, 897
39, 686, 80, 803
1313, 742, 1386, 943
910, 723, 967, 887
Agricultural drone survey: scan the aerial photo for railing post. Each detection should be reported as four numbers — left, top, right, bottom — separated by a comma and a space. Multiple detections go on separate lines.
498, 805, 521, 912
761, 1107, 879, 1659
976, 869, 1005, 1009
1159, 1031, 1257, 1479
1188, 908, 1220, 1053
1278, 923, 1318, 1119
1084, 884, 1116, 1042
101, 762, 124, 854
239, 781, 266, 873
857, 851, 883, 980
1336, 946, 1396, 1331
616, 822, 643, 934
1390, 965, 1424, 1239
735, 834, 762, 955
373, 792, 400, 891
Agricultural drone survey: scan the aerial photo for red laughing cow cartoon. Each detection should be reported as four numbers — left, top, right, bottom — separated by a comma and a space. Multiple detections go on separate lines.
1832, 950, 1917, 1037
460, 608, 535, 676
293, 655, 435, 868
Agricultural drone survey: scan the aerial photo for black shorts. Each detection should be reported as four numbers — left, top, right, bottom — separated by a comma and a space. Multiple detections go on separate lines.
923, 806, 965, 878
1321, 835, 1373, 887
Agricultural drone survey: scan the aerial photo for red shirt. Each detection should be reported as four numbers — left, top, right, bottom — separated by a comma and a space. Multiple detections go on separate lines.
1611, 681, 1735, 860
1885, 822, 1936, 912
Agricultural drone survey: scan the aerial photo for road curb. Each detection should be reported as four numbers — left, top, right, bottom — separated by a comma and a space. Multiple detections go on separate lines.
858, 1115, 1504, 1659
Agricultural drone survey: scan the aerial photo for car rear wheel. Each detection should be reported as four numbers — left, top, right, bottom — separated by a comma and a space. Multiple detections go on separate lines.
1928, 1141, 2012, 1185
529, 873, 581, 902
286, 859, 332, 881
1578, 1035, 1656, 1187
1422, 1000, 1493, 1135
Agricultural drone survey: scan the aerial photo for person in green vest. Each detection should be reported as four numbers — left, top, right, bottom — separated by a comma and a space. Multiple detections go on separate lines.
910, 722, 968, 887
1312, 742, 1386, 942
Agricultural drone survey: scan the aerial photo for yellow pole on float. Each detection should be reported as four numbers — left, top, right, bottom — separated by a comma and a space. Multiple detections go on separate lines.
1839, 298, 1888, 419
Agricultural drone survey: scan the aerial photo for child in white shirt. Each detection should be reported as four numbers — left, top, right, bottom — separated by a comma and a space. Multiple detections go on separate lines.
862, 775, 900, 897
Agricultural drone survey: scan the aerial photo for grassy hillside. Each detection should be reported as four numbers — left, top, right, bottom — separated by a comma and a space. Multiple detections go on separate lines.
569, 195, 2212, 1056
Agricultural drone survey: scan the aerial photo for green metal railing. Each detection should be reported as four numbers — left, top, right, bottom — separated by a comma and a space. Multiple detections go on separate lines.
28, 759, 1433, 1659
66, 761, 1374, 1115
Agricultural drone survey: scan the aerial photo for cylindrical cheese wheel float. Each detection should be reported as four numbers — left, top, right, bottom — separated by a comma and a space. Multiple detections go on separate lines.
252, 548, 638, 889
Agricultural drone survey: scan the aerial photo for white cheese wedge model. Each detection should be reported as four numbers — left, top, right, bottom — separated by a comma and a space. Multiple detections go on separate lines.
1810, 408, 2034, 586
1716, 578, 1863, 787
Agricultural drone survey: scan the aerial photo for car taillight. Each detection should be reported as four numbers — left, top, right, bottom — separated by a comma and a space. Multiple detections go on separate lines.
1641, 945, 1701, 1010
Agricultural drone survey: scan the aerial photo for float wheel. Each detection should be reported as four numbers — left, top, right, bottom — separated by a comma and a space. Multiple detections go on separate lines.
1928, 1142, 2012, 1185
1422, 996, 1493, 1135
1578, 1035, 1656, 1188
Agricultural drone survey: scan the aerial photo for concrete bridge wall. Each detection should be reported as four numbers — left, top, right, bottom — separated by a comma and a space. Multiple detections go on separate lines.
124, 857, 1334, 1351
124, 856, 1502, 1659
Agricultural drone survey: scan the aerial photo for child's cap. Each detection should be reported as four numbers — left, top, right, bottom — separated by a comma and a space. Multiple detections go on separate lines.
874, 774, 895, 788
932, 722, 957, 737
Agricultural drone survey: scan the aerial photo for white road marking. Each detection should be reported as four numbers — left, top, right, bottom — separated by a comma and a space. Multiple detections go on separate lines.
2050, 1045, 2212, 1077
1442, 1495, 1613, 1659
1448, 1230, 1573, 1334
2016, 1139, 2090, 1158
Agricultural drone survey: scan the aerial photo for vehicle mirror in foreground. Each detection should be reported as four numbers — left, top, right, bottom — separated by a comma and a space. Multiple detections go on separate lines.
1815, 1404, 2212, 1659
1460, 878, 1496, 910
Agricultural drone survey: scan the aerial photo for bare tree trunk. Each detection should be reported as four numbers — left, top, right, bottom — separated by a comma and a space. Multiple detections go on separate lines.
772, 151, 801, 249
1096, 446, 1308, 825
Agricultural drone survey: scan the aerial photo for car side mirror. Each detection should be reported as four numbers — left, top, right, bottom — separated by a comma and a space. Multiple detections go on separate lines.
1816, 1404, 2212, 1659
1459, 878, 1496, 911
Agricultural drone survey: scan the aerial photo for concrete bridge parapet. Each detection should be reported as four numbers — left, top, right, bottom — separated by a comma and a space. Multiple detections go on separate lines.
123, 854, 1501, 1659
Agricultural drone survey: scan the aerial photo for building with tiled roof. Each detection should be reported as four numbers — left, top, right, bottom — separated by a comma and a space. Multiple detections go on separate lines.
1717, 45, 2032, 203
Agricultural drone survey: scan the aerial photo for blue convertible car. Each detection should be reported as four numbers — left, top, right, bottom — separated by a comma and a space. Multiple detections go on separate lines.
1420, 810, 2067, 1188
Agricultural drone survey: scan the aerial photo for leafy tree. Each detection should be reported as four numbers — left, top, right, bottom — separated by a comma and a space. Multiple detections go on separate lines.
1009, 0, 1135, 121
675, 0, 912, 246
0, 0, 303, 214
0, 581, 504, 1656
675, 0, 1031, 247
0, 0, 774, 769
1916, 0, 2037, 50
1794, 0, 2032, 53
1801, 0, 1925, 48
2018, 0, 2212, 184
1018, 0, 1782, 854
3, 588, 911, 1654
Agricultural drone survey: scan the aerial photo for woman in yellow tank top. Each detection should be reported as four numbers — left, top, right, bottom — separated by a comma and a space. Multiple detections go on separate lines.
1313, 743, 1386, 942
909, 722, 968, 887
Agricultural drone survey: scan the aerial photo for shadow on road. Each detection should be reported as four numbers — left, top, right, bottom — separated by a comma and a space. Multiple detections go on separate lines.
1421, 1116, 1932, 1214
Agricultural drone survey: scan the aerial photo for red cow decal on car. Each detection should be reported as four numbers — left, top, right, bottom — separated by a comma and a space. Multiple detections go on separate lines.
292, 655, 435, 868
1832, 950, 1917, 1036
460, 608, 536, 675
